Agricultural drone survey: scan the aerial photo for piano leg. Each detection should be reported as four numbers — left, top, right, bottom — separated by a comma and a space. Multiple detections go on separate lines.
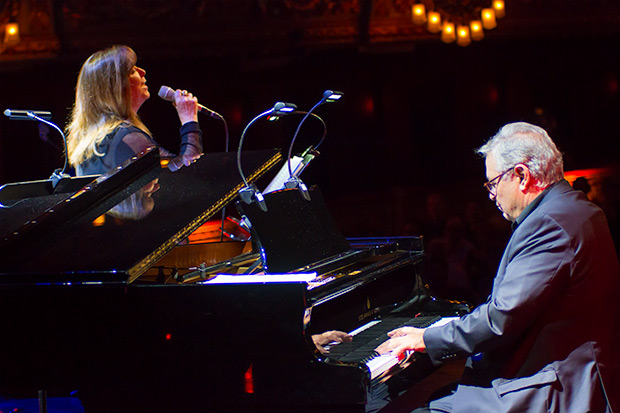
38, 390, 47, 413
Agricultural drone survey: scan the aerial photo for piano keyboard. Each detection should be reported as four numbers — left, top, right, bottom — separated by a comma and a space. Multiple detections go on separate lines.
325, 315, 458, 380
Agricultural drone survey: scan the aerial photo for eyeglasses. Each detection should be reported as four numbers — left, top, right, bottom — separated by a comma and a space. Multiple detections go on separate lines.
483, 168, 512, 195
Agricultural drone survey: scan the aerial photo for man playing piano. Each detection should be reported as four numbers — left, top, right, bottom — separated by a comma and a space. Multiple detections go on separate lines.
377, 122, 619, 412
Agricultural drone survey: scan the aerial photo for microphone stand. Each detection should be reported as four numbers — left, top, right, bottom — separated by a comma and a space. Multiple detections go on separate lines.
27, 111, 71, 188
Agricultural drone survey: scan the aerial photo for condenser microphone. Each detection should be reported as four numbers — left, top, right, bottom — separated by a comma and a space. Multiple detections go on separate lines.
158, 85, 223, 120
4, 109, 52, 121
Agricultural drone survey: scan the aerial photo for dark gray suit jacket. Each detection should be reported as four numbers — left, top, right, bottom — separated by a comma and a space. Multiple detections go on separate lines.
424, 180, 619, 412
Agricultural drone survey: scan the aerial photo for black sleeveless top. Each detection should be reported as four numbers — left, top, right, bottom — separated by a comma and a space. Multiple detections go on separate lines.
75, 121, 202, 176
75, 124, 158, 176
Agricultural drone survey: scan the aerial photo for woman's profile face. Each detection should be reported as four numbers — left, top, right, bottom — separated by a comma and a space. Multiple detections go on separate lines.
129, 65, 150, 112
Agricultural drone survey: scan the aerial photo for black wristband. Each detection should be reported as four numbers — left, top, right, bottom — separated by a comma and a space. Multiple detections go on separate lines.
179, 121, 202, 137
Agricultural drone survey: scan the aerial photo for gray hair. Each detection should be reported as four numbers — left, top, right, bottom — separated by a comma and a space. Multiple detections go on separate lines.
477, 122, 564, 188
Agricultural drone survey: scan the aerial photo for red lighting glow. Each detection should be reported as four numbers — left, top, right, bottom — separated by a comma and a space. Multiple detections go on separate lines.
606, 75, 618, 95
230, 107, 243, 125
165, 333, 172, 340
244, 364, 255, 394
362, 96, 375, 116
488, 86, 499, 105
564, 167, 613, 184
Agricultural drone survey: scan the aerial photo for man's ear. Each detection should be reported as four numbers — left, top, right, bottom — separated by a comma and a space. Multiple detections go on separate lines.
514, 164, 531, 190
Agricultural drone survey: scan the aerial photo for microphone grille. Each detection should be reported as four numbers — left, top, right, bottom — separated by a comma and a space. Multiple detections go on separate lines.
158, 85, 174, 102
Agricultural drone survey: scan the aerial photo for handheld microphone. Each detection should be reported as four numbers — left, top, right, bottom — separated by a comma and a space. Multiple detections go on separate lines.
158, 85, 223, 120
4, 109, 52, 121
159, 85, 230, 239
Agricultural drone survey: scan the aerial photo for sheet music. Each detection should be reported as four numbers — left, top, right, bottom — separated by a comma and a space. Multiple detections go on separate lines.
203, 273, 317, 284
263, 156, 304, 194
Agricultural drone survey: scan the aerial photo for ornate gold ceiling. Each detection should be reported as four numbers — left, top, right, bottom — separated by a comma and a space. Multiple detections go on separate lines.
1, 0, 619, 62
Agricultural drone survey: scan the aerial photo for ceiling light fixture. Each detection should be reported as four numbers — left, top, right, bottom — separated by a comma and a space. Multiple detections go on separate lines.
411, 0, 505, 46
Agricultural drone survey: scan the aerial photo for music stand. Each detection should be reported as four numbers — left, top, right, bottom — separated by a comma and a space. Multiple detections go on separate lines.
237, 186, 351, 273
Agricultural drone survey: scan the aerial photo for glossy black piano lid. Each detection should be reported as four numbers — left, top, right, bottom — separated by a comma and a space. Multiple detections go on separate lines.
0, 148, 281, 282
0, 148, 161, 252
0, 174, 97, 204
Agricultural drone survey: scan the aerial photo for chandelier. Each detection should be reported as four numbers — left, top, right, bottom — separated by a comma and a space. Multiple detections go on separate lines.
411, 0, 506, 46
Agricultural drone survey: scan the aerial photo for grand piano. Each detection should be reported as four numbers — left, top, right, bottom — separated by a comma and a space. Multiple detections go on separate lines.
0, 147, 469, 412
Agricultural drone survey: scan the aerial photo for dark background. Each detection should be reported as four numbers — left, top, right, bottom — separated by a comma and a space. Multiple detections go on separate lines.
1, 0, 619, 301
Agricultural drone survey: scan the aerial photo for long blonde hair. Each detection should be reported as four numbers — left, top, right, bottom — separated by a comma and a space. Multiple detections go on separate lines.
66, 45, 150, 166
